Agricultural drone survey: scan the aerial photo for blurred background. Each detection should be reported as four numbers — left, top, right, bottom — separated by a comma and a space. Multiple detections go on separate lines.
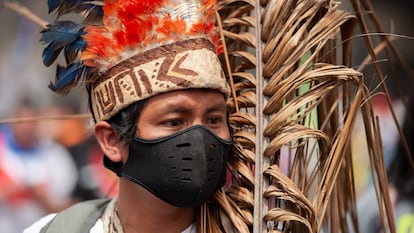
0, 0, 413, 232
0, 2, 118, 232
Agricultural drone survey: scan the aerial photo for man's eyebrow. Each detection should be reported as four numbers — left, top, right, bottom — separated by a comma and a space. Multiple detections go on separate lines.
159, 104, 193, 114
205, 103, 228, 113
158, 102, 227, 114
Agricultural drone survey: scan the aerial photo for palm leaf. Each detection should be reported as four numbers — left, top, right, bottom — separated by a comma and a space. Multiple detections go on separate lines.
217, 0, 399, 232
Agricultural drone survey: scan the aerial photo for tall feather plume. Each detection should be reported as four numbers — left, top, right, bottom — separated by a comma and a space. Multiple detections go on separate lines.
41, 0, 104, 94
217, 0, 398, 232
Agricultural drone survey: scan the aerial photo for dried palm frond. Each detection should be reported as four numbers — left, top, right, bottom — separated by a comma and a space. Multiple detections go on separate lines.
218, 0, 401, 232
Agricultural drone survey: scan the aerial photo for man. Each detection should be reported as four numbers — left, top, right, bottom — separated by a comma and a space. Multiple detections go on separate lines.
97, 89, 231, 232
24, 0, 239, 232
25, 90, 231, 233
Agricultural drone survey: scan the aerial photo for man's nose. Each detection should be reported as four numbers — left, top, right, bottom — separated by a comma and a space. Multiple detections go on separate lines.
191, 118, 204, 127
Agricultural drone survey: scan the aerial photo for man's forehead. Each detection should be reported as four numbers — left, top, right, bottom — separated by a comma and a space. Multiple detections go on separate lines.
143, 89, 227, 111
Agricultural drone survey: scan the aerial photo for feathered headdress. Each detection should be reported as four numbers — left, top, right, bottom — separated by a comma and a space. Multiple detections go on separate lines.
42, 0, 229, 121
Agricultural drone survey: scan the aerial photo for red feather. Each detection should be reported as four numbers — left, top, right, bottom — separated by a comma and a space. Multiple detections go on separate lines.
81, 0, 221, 69
156, 15, 187, 36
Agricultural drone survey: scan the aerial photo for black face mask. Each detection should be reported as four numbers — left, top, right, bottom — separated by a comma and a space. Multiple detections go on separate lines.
108, 125, 232, 208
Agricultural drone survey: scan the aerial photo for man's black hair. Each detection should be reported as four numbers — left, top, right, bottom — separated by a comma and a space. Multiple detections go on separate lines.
107, 100, 146, 145
87, 86, 146, 144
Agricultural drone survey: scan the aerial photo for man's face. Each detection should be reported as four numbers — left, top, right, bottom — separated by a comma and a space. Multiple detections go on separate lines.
113, 89, 232, 207
136, 89, 230, 141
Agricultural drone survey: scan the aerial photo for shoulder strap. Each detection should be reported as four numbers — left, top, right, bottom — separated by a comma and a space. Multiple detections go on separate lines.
40, 198, 111, 233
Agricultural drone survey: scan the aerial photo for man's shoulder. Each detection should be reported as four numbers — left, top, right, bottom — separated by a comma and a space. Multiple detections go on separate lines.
23, 199, 110, 233
23, 214, 56, 233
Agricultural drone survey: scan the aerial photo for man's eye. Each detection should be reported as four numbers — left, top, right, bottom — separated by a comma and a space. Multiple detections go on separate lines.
207, 116, 222, 125
164, 119, 183, 127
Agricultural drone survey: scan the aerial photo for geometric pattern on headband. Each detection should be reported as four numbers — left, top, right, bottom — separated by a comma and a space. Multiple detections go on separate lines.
91, 38, 229, 121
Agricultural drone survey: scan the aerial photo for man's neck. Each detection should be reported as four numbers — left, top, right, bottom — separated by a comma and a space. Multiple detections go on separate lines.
116, 179, 196, 233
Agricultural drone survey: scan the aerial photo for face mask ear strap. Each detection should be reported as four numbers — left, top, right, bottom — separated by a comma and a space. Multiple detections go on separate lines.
103, 155, 123, 177
100, 121, 126, 177
226, 108, 234, 141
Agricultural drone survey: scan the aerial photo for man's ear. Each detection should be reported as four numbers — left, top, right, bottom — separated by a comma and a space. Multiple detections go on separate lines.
94, 121, 123, 163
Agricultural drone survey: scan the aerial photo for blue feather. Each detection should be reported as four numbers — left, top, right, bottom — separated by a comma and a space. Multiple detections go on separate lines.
47, 0, 61, 13
48, 0, 81, 14
41, 21, 84, 66
42, 44, 64, 67
64, 37, 87, 65
44, 0, 103, 94
48, 0, 104, 18
83, 5, 104, 24
41, 21, 81, 44
49, 62, 90, 93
